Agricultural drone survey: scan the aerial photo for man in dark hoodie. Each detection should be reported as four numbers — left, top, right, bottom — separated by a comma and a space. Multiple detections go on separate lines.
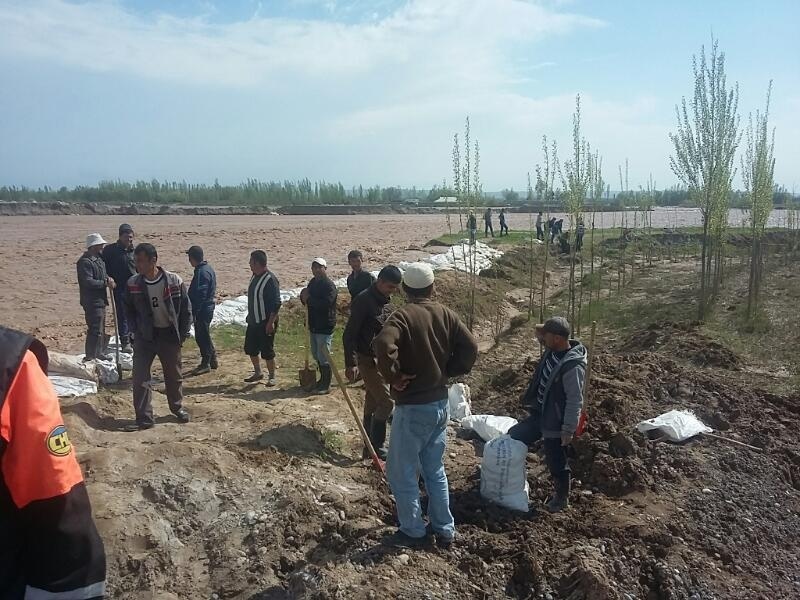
77, 233, 115, 361
509, 316, 587, 513
342, 265, 402, 460
374, 263, 478, 550
346, 250, 376, 299
102, 224, 136, 352
186, 245, 217, 375
300, 258, 337, 394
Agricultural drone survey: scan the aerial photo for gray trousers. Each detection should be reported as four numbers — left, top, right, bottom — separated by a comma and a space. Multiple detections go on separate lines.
83, 305, 106, 359
132, 327, 184, 426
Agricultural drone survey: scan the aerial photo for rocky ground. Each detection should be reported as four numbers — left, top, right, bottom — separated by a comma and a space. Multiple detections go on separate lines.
44, 230, 800, 598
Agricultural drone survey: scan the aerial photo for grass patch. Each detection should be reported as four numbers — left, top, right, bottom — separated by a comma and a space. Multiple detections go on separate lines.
320, 429, 345, 455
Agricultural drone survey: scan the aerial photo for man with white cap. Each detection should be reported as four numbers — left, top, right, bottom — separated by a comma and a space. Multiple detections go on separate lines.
374, 262, 478, 550
300, 258, 337, 394
76, 233, 115, 361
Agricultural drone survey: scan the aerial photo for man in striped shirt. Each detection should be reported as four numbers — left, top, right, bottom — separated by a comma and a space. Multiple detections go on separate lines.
244, 250, 282, 386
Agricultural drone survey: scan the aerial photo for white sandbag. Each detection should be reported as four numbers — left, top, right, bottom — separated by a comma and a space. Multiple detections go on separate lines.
461, 414, 518, 442
480, 434, 530, 512
447, 383, 472, 421
636, 409, 711, 442
49, 375, 97, 398
93, 360, 121, 384
48, 352, 98, 382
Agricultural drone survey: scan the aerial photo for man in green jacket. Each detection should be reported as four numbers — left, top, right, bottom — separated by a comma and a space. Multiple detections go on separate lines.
373, 263, 478, 550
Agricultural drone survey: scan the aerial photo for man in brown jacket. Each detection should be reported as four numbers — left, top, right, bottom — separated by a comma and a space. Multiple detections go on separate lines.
373, 262, 478, 550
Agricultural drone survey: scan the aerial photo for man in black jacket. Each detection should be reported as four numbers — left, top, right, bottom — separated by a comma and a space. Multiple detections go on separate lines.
124, 243, 192, 430
300, 258, 337, 394
186, 245, 217, 375
346, 250, 376, 299
342, 265, 401, 459
77, 233, 115, 361
102, 224, 136, 352
509, 317, 587, 513
244, 250, 281, 386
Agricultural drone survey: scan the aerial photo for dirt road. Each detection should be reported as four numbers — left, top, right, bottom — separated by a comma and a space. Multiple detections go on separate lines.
0, 214, 448, 351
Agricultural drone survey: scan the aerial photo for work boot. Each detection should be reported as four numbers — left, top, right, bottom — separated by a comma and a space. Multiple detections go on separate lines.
383, 529, 432, 549
173, 408, 191, 424
371, 418, 388, 461
209, 354, 219, 370
314, 365, 331, 394
244, 372, 264, 383
193, 361, 211, 375
361, 415, 374, 459
120, 336, 132, 354
544, 473, 571, 513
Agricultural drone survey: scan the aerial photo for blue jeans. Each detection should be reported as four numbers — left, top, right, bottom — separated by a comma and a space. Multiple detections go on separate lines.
386, 398, 454, 540
309, 333, 333, 366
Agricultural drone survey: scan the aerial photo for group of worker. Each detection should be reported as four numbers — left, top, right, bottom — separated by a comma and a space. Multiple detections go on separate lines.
0, 219, 588, 597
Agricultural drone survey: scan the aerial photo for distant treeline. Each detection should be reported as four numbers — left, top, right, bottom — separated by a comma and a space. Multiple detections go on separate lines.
0, 179, 795, 208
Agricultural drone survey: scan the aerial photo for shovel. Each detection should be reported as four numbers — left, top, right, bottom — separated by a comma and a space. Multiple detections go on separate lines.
322, 346, 386, 475
109, 288, 123, 382
298, 312, 317, 389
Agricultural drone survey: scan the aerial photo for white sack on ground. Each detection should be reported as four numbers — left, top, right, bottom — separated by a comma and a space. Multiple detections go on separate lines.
49, 375, 97, 398
461, 415, 518, 442
447, 383, 472, 421
480, 434, 530, 512
637, 409, 712, 442
49, 352, 99, 382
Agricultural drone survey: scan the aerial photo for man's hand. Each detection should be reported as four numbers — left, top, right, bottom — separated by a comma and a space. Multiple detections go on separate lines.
265, 321, 275, 335
561, 432, 574, 447
300, 288, 309, 304
392, 372, 417, 392
107, 277, 116, 290
346, 366, 358, 383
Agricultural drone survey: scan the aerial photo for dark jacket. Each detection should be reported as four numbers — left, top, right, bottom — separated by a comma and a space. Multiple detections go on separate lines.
0, 327, 106, 599
467, 215, 477, 231
347, 270, 376, 299
342, 284, 391, 368
521, 340, 587, 438
124, 268, 192, 342
76, 253, 108, 308
101, 242, 135, 290
188, 261, 217, 316
306, 276, 337, 335
247, 270, 281, 326
374, 298, 478, 405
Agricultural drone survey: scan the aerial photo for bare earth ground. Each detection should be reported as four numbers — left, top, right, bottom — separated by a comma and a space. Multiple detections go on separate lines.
0, 214, 448, 352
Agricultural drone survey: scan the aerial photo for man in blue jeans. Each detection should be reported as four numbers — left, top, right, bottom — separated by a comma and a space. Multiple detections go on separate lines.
374, 263, 477, 549
102, 223, 137, 352
508, 317, 586, 513
300, 257, 337, 394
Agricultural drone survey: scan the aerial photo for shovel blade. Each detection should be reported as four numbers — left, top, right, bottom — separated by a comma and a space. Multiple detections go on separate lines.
298, 367, 316, 388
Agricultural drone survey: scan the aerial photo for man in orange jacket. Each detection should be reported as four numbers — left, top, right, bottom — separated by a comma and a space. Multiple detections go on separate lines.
0, 325, 106, 599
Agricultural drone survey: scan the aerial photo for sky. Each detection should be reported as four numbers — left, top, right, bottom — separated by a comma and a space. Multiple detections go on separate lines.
0, 0, 798, 192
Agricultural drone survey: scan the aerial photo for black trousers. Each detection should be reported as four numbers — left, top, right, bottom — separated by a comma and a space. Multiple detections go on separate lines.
508, 413, 570, 478
83, 305, 106, 359
193, 308, 216, 363
536, 225, 543, 240
500, 222, 509, 235
485, 222, 494, 237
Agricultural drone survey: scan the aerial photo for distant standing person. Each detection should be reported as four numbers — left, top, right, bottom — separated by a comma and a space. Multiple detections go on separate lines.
77, 233, 114, 362
467, 212, 477, 245
374, 263, 478, 550
102, 223, 136, 353
300, 258, 337, 394
536, 212, 544, 240
499, 208, 509, 236
509, 317, 586, 513
124, 243, 192, 430
576, 218, 586, 251
186, 245, 217, 375
483, 207, 494, 238
342, 265, 402, 460
244, 250, 281, 386
346, 250, 376, 299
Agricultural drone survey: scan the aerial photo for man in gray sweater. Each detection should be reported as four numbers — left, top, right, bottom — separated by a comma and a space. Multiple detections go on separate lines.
509, 317, 587, 513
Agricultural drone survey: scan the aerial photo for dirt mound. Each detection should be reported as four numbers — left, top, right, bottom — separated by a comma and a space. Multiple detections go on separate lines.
620, 321, 743, 369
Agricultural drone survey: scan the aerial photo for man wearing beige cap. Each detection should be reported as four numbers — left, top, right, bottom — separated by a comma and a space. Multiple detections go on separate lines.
300, 257, 337, 394
374, 262, 478, 550
76, 233, 115, 361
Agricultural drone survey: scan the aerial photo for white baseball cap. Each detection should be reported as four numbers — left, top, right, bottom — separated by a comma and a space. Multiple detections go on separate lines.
312, 257, 327, 267
86, 233, 108, 248
403, 262, 435, 289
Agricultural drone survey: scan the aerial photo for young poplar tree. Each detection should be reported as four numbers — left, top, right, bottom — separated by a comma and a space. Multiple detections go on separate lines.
742, 82, 775, 322
559, 95, 593, 328
670, 39, 740, 319
537, 136, 558, 323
